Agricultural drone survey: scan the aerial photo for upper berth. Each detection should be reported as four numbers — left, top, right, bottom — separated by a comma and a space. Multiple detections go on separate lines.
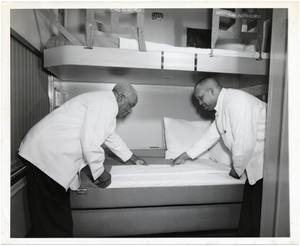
42, 8, 272, 82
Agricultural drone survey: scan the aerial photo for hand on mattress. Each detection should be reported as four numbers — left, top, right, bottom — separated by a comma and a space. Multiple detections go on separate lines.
171, 152, 190, 166
229, 167, 240, 179
94, 169, 111, 188
129, 154, 148, 166
135, 159, 148, 165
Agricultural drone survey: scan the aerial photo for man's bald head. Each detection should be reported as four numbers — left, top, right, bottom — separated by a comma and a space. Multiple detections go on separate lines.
194, 77, 222, 94
194, 77, 223, 111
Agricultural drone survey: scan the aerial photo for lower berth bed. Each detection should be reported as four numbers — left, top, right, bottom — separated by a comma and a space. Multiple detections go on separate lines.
70, 156, 246, 237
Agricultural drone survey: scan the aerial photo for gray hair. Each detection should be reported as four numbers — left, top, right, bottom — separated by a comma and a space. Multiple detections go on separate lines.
113, 83, 138, 101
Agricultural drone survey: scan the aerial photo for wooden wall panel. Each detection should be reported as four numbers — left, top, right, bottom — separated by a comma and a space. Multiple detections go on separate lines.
10, 36, 49, 174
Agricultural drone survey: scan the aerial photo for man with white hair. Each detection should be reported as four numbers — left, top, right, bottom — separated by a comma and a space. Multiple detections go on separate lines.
19, 83, 147, 237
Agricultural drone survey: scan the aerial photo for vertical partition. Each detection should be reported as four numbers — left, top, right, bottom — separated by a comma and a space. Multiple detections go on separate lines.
260, 9, 289, 237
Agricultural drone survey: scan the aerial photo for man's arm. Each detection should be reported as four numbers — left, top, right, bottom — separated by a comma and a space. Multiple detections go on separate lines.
94, 169, 111, 188
94, 153, 148, 189
228, 97, 260, 178
171, 152, 190, 166
128, 153, 148, 165
229, 167, 240, 179
81, 102, 115, 182
105, 131, 148, 165
186, 120, 220, 159
172, 121, 220, 166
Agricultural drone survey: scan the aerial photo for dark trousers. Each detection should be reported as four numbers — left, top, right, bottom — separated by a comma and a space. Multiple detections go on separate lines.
25, 161, 73, 237
238, 178, 263, 237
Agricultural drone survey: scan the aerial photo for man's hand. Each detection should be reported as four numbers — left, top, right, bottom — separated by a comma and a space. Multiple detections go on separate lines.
135, 159, 148, 165
94, 169, 111, 188
229, 167, 240, 179
171, 152, 190, 167
129, 154, 148, 166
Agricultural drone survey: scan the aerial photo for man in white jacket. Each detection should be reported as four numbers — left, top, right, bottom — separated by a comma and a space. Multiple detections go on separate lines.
172, 77, 267, 237
19, 83, 147, 237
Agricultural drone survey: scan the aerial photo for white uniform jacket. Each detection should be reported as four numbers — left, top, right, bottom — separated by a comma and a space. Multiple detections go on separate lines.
19, 91, 132, 191
186, 88, 267, 185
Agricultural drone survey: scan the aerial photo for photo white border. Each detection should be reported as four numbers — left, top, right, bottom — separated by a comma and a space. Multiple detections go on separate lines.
1, 0, 299, 245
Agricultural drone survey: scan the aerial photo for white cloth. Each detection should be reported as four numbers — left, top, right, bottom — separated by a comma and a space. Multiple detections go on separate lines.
119, 37, 270, 59
107, 159, 246, 188
18, 91, 132, 190
186, 88, 267, 185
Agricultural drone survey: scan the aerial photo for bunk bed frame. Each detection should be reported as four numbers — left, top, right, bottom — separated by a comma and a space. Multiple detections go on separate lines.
41, 8, 270, 81
39, 8, 270, 237
211, 8, 266, 60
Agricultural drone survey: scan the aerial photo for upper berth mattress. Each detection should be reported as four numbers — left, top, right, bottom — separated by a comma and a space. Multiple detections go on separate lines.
119, 37, 270, 59
45, 35, 269, 59
70, 157, 246, 209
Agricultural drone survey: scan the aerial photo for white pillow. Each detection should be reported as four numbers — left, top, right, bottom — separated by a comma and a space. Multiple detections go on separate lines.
163, 117, 211, 159
163, 117, 233, 166
215, 38, 246, 52
208, 138, 232, 166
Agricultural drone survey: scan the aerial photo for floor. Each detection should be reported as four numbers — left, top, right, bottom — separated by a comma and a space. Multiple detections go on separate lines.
26, 227, 238, 238
115, 229, 238, 238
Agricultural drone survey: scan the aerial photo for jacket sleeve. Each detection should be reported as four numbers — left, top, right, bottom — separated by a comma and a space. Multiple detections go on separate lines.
228, 98, 259, 177
80, 101, 116, 181
104, 131, 133, 162
186, 120, 221, 159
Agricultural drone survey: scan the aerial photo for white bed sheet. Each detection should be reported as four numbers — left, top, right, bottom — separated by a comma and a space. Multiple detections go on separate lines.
119, 37, 270, 59
107, 158, 246, 188
45, 35, 269, 59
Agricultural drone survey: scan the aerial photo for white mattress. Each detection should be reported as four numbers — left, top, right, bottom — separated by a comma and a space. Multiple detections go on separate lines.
45, 35, 269, 60
119, 37, 270, 59
107, 158, 246, 188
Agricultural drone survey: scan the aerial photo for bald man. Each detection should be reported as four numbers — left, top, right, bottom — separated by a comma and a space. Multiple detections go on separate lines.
19, 83, 147, 237
173, 77, 267, 237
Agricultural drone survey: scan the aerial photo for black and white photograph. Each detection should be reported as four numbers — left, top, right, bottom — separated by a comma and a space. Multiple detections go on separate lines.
1, 1, 299, 245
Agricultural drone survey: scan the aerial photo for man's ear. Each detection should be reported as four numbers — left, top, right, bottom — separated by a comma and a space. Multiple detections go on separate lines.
209, 88, 214, 96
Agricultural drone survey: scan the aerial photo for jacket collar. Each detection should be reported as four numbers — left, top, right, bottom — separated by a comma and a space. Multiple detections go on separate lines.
214, 88, 227, 114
